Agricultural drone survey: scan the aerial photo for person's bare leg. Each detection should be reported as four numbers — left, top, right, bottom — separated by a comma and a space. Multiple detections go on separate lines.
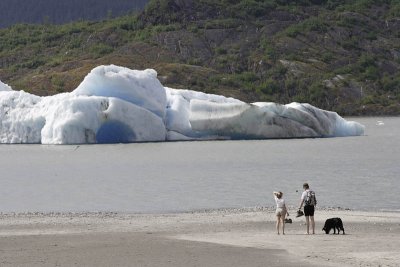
310, 216, 315, 234
276, 215, 280, 234
281, 213, 286, 235
305, 216, 310, 234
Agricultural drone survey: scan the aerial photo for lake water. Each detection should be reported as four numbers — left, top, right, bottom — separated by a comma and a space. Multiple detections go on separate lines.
0, 117, 399, 213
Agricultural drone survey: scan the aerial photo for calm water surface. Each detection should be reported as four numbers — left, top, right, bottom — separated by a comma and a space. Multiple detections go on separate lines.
0, 117, 399, 213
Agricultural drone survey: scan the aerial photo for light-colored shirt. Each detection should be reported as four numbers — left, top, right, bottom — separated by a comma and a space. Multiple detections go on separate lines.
301, 189, 316, 206
301, 189, 311, 201
274, 196, 286, 209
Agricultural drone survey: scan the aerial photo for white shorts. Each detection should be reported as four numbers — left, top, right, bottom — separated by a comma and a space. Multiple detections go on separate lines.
275, 208, 287, 216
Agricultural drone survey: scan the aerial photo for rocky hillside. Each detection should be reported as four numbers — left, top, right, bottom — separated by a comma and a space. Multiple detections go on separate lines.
0, 0, 399, 115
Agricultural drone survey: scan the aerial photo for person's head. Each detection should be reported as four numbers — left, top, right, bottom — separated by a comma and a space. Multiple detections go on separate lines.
303, 183, 309, 190
277, 191, 283, 199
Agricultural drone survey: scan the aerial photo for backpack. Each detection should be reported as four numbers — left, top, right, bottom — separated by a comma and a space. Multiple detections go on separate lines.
304, 190, 317, 206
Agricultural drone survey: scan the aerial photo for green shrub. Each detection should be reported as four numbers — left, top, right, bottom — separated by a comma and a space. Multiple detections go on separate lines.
215, 47, 228, 55
204, 19, 241, 29
223, 0, 277, 18
334, 65, 353, 75
135, 28, 152, 41
52, 75, 65, 92
382, 75, 400, 91
285, 17, 328, 38
365, 31, 378, 41
357, 54, 376, 69
321, 52, 334, 63
67, 38, 83, 49
285, 26, 301, 37
362, 66, 379, 80
90, 44, 114, 58
19, 58, 46, 69
260, 37, 277, 61
388, 3, 400, 18
325, 0, 347, 10
187, 24, 199, 33
257, 78, 280, 95
235, 71, 259, 82
341, 37, 359, 50
309, 82, 325, 100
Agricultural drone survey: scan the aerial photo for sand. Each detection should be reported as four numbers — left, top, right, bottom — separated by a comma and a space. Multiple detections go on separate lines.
0, 208, 399, 267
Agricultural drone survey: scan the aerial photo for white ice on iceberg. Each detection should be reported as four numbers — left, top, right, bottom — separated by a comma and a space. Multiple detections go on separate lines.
0, 80, 12, 91
73, 65, 167, 119
0, 65, 365, 144
165, 87, 243, 140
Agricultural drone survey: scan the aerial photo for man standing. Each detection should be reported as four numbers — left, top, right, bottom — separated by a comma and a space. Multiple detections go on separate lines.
298, 183, 317, 234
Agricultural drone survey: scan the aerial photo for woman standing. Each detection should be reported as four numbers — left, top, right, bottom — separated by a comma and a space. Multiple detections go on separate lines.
273, 191, 289, 235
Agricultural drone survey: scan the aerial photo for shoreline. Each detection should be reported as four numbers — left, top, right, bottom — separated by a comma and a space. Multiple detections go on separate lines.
1, 205, 399, 218
1, 209, 400, 266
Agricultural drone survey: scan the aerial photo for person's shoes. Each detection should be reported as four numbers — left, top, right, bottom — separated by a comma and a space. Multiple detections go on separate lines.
296, 210, 304, 217
284, 218, 292, 223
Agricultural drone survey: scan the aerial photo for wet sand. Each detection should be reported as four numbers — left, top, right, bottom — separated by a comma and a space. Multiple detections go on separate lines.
1, 209, 399, 266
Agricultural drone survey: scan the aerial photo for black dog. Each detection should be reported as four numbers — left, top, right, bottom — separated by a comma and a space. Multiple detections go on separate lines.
322, 217, 345, 234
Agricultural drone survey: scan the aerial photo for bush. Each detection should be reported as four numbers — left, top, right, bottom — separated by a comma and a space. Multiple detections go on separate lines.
341, 37, 359, 50
309, 82, 325, 100
362, 66, 379, 80
52, 75, 65, 92
382, 75, 400, 92
204, 19, 241, 29
285, 17, 328, 37
321, 52, 334, 63
225, 0, 277, 18
325, 0, 347, 10
388, 3, 400, 18
358, 54, 376, 69
365, 31, 378, 41
285, 26, 301, 37
235, 71, 259, 82
90, 44, 114, 58
19, 58, 46, 69
215, 47, 228, 55
257, 78, 280, 95
260, 37, 277, 61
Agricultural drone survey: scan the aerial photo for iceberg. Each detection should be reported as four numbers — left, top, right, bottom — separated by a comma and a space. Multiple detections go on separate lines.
0, 65, 364, 144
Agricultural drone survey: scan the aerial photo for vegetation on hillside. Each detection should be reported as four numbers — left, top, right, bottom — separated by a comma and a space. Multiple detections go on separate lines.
0, 0, 399, 115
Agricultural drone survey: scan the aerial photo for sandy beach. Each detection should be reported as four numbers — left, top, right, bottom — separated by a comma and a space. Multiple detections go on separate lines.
1, 208, 399, 267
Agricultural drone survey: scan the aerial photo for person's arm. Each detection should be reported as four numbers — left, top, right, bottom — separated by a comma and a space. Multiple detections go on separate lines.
298, 192, 304, 210
284, 201, 289, 216
298, 199, 303, 210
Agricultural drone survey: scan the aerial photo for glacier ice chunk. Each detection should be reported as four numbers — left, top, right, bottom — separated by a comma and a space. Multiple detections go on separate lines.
40, 95, 166, 144
190, 100, 365, 139
0, 90, 44, 143
73, 65, 167, 119
0, 64, 364, 144
165, 87, 243, 139
0, 80, 13, 91
189, 100, 317, 139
